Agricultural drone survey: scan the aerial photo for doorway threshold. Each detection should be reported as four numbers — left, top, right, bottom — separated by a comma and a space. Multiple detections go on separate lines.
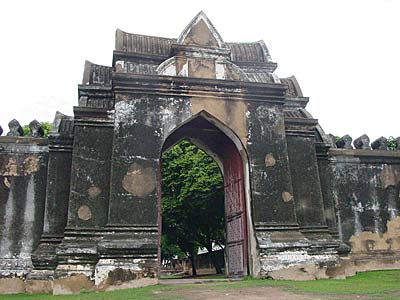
159, 277, 243, 284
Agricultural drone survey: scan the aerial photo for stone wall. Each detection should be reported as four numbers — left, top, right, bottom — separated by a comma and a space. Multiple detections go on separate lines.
320, 135, 400, 275
0, 136, 48, 279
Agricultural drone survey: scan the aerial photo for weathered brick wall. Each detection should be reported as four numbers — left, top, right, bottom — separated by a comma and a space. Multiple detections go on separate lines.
321, 146, 400, 273
0, 137, 48, 277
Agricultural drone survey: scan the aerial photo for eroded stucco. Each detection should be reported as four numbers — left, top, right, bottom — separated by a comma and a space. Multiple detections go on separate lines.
380, 165, 400, 189
349, 216, 400, 252
0, 155, 40, 177
77, 205, 92, 221
1, 158, 17, 176
265, 153, 276, 167
88, 186, 101, 199
122, 162, 156, 198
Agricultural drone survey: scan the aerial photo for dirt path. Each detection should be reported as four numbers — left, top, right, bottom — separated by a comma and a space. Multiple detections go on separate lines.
164, 286, 316, 300
157, 284, 371, 300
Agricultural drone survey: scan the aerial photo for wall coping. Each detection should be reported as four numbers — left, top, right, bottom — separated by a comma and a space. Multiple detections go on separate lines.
329, 148, 400, 164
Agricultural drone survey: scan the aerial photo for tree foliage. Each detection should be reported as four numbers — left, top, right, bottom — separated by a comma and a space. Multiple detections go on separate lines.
161, 140, 225, 275
22, 122, 52, 138
22, 125, 30, 136
40, 122, 52, 137
387, 136, 398, 151
160, 234, 185, 262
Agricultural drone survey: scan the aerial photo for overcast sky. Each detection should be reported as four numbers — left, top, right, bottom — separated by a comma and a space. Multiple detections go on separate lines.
0, 0, 398, 141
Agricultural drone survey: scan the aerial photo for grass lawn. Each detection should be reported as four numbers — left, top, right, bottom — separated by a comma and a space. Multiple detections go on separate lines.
265, 270, 400, 296
1, 270, 399, 300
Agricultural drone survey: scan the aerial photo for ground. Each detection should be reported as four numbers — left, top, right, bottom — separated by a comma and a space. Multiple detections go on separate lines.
1, 271, 399, 300
160, 285, 325, 300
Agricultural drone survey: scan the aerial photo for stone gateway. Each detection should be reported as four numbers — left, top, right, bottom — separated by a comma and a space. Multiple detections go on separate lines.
1, 12, 400, 294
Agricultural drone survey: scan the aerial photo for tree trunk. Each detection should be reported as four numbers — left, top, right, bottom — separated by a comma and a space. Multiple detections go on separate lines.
206, 244, 223, 274
189, 251, 197, 277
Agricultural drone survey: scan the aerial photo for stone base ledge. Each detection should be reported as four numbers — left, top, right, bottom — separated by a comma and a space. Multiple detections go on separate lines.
0, 278, 26, 294
259, 249, 341, 279
0, 258, 32, 277
2, 253, 400, 294
0, 273, 158, 295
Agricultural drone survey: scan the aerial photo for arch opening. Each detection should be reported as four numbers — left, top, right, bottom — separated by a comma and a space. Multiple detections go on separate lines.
158, 112, 250, 278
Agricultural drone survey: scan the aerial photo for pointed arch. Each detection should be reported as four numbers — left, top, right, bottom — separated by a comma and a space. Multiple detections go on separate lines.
158, 110, 256, 277
161, 110, 245, 156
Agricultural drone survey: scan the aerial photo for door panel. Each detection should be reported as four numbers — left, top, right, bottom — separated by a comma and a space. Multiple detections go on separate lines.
224, 146, 247, 277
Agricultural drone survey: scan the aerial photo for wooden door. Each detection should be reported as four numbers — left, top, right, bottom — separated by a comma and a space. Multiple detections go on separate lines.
223, 145, 247, 277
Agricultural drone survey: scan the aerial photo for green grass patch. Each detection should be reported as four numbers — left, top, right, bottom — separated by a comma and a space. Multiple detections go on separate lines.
267, 270, 400, 295
0, 284, 181, 300
206, 270, 400, 299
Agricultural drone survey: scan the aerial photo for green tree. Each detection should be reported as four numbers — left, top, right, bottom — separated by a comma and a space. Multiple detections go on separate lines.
22, 125, 30, 136
40, 122, 52, 138
161, 140, 225, 276
387, 136, 397, 151
22, 122, 52, 137
160, 235, 185, 266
